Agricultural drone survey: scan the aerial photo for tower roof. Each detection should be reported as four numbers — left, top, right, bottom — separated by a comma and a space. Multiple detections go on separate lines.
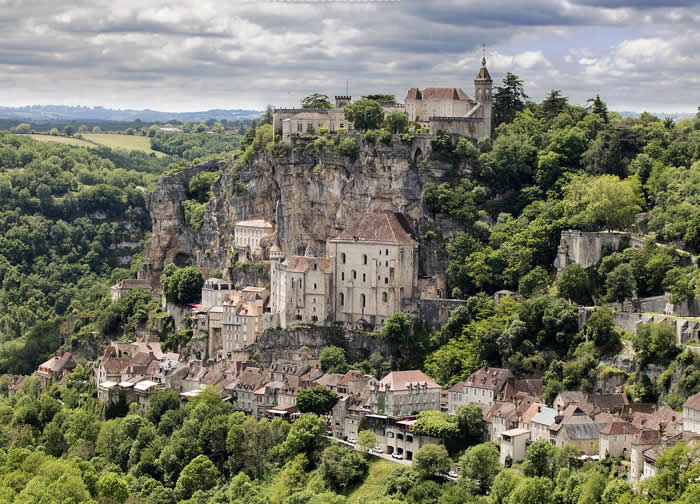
475, 57, 492, 82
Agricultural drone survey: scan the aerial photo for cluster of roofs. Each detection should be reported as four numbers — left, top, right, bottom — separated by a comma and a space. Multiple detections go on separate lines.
272, 58, 493, 143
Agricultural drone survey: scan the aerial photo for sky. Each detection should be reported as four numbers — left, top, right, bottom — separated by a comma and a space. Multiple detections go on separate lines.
1, 0, 699, 113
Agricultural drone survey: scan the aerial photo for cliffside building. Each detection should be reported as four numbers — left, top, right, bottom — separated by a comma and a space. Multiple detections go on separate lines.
233, 219, 274, 260
327, 212, 418, 328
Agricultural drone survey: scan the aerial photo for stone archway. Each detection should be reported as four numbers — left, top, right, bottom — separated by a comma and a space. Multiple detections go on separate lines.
413, 147, 423, 164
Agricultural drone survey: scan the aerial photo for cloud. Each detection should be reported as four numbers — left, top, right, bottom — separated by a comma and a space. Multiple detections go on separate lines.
0, 0, 698, 112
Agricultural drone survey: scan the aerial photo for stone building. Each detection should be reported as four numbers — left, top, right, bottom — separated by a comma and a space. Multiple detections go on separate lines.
327, 212, 418, 328
370, 370, 441, 417
269, 255, 333, 329
448, 367, 513, 412
201, 278, 236, 307
110, 278, 152, 302
275, 96, 355, 143
233, 219, 274, 260
405, 57, 492, 140
599, 421, 640, 459
683, 392, 700, 434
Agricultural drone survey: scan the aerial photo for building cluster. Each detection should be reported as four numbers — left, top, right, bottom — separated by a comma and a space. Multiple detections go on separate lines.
448, 368, 700, 484
273, 58, 492, 143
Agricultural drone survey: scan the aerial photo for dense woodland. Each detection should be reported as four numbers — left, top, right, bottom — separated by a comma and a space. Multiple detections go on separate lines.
1, 82, 700, 503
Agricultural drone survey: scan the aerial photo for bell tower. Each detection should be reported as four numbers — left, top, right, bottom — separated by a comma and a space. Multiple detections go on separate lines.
474, 53, 493, 138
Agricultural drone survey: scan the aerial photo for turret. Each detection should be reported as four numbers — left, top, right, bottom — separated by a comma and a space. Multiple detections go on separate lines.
474, 56, 493, 138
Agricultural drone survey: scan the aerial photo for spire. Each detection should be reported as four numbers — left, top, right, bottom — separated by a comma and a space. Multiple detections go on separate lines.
482, 43, 487, 67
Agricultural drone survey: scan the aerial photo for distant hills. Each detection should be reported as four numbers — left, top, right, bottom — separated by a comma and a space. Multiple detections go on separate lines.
0, 105, 263, 123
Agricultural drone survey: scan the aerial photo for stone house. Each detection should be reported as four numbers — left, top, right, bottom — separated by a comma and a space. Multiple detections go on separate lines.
370, 370, 441, 417
599, 421, 640, 459
110, 278, 152, 302
500, 428, 530, 464
683, 392, 700, 434
448, 367, 513, 412
553, 391, 588, 411
134, 380, 165, 412
229, 366, 271, 416
531, 407, 558, 442
327, 212, 418, 329
548, 405, 605, 454
269, 255, 332, 329
201, 278, 237, 307
35, 352, 77, 386
629, 430, 660, 484
233, 219, 274, 260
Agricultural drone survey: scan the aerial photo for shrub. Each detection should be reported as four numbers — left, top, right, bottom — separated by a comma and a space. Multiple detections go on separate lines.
335, 137, 359, 161
363, 130, 378, 144
379, 129, 392, 145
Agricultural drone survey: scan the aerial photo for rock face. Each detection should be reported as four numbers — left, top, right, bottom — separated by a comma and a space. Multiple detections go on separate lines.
142, 139, 460, 289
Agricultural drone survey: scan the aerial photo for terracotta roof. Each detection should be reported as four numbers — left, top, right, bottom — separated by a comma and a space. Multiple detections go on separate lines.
421, 88, 470, 100
236, 219, 274, 229
633, 429, 660, 445
600, 421, 641, 436
377, 370, 440, 391
283, 256, 331, 274
521, 403, 548, 425
405, 88, 422, 100
330, 212, 417, 245
102, 357, 130, 375
684, 392, 700, 410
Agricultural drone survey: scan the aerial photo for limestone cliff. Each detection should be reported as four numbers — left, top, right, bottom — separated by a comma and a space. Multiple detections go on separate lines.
142, 139, 460, 290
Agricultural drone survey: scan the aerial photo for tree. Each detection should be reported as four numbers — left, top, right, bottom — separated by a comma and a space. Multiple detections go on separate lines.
455, 404, 484, 446
14, 123, 31, 134
507, 477, 554, 504
541, 90, 568, 122
458, 442, 501, 494
49, 127, 59, 136
262, 105, 274, 125
522, 440, 553, 478
280, 413, 328, 462
63, 125, 75, 136
601, 479, 633, 504
319, 346, 349, 373
344, 99, 384, 131
357, 430, 376, 453
384, 110, 409, 134
363, 94, 397, 105
412, 444, 450, 479
213, 122, 224, 134
302, 93, 333, 109
319, 445, 368, 491
454, 138, 479, 166
147, 388, 181, 425
162, 265, 204, 305
519, 266, 550, 298
490, 469, 523, 504
493, 73, 528, 126
605, 263, 636, 307
587, 94, 608, 123
381, 313, 413, 345
92, 125, 101, 133
580, 306, 620, 354
175, 454, 220, 501
557, 263, 592, 305
98, 472, 129, 503
562, 174, 641, 231
296, 386, 339, 415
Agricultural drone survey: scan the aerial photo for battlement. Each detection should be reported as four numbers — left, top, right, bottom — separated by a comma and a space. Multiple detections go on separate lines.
429, 116, 482, 122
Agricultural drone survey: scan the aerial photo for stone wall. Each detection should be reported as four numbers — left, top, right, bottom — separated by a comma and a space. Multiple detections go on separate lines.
404, 298, 467, 331
609, 311, 700, 344
554, 230, 644, 272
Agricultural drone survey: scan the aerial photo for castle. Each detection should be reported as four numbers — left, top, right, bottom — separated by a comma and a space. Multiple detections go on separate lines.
272, 58, 493, 142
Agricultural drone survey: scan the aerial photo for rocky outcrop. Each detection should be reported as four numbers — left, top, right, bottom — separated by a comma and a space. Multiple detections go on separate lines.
142, 139, 460, 289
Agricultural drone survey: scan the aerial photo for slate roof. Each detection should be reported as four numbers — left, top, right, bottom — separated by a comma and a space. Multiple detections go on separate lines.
377, 370, 440, 391
561, 423, 604, 441
112, 278, 151, 290
589, 393, 628, 411
531, 407, 558, 427
633, 429, 660, 445
330, 212, 417, 246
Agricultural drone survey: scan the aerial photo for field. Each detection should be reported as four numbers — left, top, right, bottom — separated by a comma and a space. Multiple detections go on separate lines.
28, 134, 94, 147
82, 133, 166, 157
346, 458, 395, 504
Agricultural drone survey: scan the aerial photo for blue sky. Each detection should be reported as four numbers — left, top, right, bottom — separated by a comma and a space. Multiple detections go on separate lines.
1, 0, 698, 113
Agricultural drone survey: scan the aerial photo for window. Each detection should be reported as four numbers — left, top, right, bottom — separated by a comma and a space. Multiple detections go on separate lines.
339, 293, 344, 306
382, 292, 388, 302
385, 261, 388, 267
361, 294, 366, 308
341, 253, 346, 264
314, 283, 317, 289
352, 270, 357, 280
384, 277, 388, 284
297, 122, 302, 132
362, 254, 367, 265
385, 248, 389, 255
341, 272, 345, 281
291, 279, 295, 288
314, 263, 317, 271
307, 122, 313, 132
362, 273, 366, 282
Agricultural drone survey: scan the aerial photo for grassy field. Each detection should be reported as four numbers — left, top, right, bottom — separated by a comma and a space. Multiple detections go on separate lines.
82, 133, 166, 157
346, 458, 395, 504
29, 134, 94, 147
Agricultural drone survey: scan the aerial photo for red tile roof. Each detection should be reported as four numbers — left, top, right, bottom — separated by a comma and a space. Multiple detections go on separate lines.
330, 212, 417, 245
377, 370, 440, 391
283, 256, 331, 274
600, 421, 640, 436
405, 88, 422, 100
420, 88, 470, 101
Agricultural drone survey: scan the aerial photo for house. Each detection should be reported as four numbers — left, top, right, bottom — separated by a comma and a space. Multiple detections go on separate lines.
201, 278, 237, 307
35, 352, 77, 386
364, 415, 441, 461
134, 380, 165, 412
599, 421, 640, 459
486, 396, 542, 443
269, 255, 333, 329
327, 212, 418, 329
531, 407, 558, 442
500, 428, 530, 464
588, 393, 629, 414
275, 96, 356, 144
233, 219, 274, 260
548, 405, 605, 454
370, 370, 441, 417
553, 391, 587, 411
448, 367, 513, 411
683, 392, 700, 434
110, 278, 152, 302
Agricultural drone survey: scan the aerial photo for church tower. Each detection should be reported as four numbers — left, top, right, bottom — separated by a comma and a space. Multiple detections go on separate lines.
474, 56, 493, 138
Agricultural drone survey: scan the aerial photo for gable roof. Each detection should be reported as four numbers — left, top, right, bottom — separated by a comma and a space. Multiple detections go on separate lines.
684, 392, 700, 410
377, 370, 439, 391
283, 256, 331, 274
421, 88, 470, 101
532, 407, 558, 427
475, 66, 492, 82
464, 367, 512, 392
330, 212, 417, 246
561, 423, 604, 441
405, 88, 422, 100
589, 393, 628, 411
601, 421, 641, 436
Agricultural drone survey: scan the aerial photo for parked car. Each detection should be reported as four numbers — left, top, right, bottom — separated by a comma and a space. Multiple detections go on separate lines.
391, 452, 403, 460
373, 446, 384, 454
448, 470, 458, 478
347, 437, 356, 444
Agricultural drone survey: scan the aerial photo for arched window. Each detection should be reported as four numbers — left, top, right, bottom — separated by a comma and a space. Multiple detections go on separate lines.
314, 263, 317, 271
385, 249, 389, 255
341, 272, 345, 281
339, 293, 344, 306
352, 270, 357, 280
362, 254, 367, 265
341, 253, 346, 264
291, 279, 295, 288
384, 277, 388, 284
361, 294, 366, 308
382, 292, 388, 302
362, 273, 366, 282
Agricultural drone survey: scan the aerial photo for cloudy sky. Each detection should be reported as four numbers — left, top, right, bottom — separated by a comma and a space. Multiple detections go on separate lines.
1, 0, 699, 113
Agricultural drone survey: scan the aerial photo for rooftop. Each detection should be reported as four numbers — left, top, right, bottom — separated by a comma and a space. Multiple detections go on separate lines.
283, 256, 331, 274
330, 212, 417, 246
377, 370, 440, 391
235, 219, 274, 229
684, 392, 700, 410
